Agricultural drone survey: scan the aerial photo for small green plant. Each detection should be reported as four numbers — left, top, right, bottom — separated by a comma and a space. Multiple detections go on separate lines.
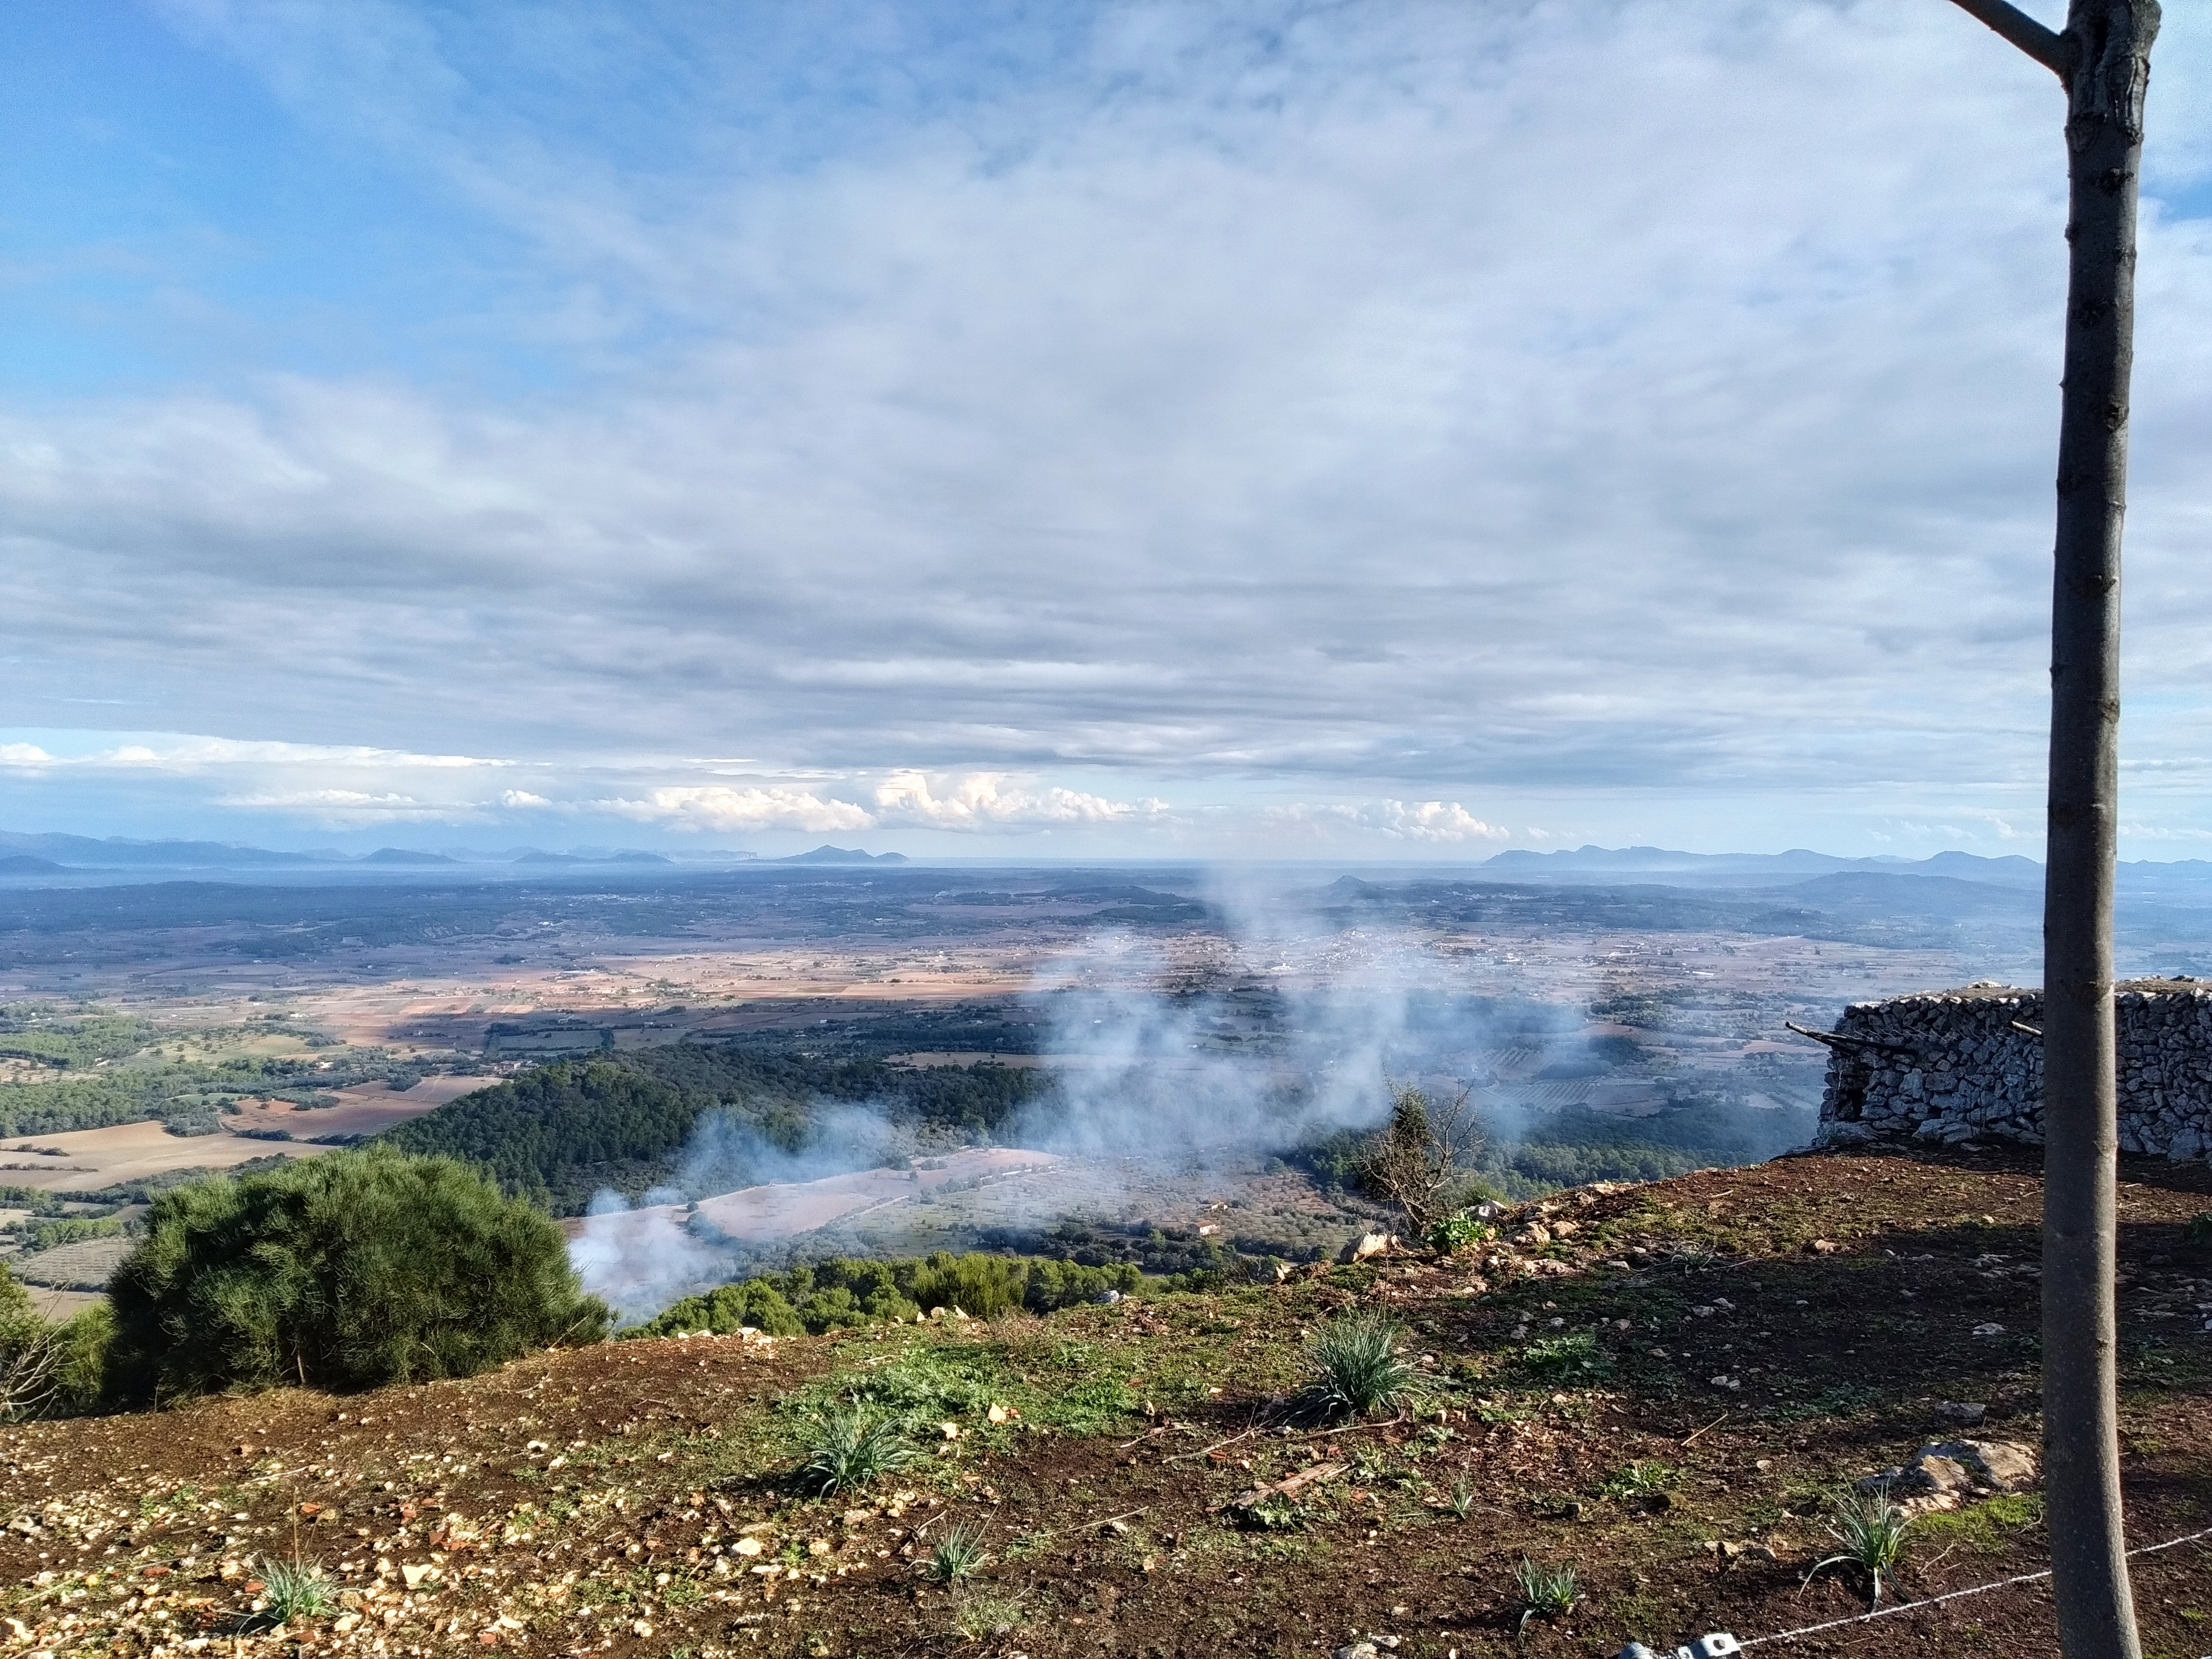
1518, 1331, 1614, 1383
1352, 1443, 1396, 1483
924, 1521, 990, 1582
258, 1555, 336, 1623
1512, 1556, 1579, 1632
797, 1408, 917, 1496
1447, 1469, 1476, 1520
1246, 1492, 1308, 1531
1805, 1489, 1912, 1607
1298, 1312, 1434, 1421
1427, 1208, 1496, 1253
953, 1591, 1027, 1640
1596, 1460, 1679, 1502
2182, 1211, 2212, 1246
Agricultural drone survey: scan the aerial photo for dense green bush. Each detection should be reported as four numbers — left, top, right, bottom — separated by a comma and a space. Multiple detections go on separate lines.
633, 1250, 1147, 1338
106, 1147, 607, 1402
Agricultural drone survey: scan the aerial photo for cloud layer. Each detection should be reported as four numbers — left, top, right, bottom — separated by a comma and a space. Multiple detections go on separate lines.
3, 2, 2209, 853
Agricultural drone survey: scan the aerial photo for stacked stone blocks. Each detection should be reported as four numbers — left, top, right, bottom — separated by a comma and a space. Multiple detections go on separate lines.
1814, 978, 2212, 1162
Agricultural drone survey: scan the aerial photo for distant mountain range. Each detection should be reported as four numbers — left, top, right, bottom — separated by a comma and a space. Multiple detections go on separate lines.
0, 832, 701, 870
776, 845, 910, 865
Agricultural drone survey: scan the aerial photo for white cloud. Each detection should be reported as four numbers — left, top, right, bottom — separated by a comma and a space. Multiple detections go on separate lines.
2, 3, 2209, 852
594, 785, 875, 835
873, 771, 1166, 832
1267, 799, 1508, 844
500, 789, 551, 808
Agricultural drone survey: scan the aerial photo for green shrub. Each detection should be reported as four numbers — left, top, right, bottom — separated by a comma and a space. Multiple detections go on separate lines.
105, 1147, 608, 1403
1426, 1209, 1496, 1253
258, 1556, 337, 1623
629, 1252, 1145, 1338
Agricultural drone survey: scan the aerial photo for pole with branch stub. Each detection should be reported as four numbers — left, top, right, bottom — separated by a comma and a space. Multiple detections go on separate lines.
1938, 4, 2158, 1657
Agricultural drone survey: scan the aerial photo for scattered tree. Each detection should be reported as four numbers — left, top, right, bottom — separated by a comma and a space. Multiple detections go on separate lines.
1360, 1078, 1483, 1236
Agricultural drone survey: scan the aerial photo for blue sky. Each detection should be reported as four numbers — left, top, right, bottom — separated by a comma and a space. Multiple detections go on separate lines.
2, 1, 2209, 858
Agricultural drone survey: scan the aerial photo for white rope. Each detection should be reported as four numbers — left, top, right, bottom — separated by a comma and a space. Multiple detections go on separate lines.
1736, 1523, 2212, 1647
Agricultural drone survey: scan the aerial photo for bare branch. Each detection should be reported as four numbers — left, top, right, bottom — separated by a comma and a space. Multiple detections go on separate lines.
1943, 0, 2073, 77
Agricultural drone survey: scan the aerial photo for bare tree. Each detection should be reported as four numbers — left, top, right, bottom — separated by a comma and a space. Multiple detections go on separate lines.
1361, 1078, 1483, 1236
1942, 6, 2158, 1656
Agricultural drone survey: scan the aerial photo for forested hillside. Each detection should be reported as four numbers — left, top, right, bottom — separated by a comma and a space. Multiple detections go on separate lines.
378, 1040, 1051, 1212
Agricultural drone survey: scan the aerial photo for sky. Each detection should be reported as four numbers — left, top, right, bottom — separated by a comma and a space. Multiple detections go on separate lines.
2, 1, 2209, 861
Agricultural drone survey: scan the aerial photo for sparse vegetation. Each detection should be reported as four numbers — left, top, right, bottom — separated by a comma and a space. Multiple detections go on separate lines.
3, 1138, 2209, 1656
1298, 1311, 1433, 1421
1595, 1459, 1679, 1502
1517, 1331, 1614, 1383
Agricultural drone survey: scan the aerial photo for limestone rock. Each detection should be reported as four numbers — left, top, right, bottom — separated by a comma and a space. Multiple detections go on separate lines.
1338, 1230, 1396, 1264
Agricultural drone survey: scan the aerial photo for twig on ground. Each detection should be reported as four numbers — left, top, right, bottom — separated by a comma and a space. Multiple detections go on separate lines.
1681, 1412, 1730, 1447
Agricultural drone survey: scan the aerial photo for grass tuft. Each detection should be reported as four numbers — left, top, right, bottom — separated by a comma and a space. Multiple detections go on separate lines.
1298, 1312, 1434, 1421
1446, 1469, 1477, 1520
1804, 1489, 1912, 1606
258, 1556, 336, 1623
1512, 1556, 1579, 1632
797, 1407, 918, 1496
924, 1521, 990, 1582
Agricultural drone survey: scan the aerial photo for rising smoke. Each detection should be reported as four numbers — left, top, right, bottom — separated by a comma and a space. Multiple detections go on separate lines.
568, 873, 1808, 1322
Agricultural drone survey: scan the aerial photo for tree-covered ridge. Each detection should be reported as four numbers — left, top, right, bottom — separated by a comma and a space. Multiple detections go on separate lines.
627, 1250, 1149, 1338
377, 1040, 1053, 1214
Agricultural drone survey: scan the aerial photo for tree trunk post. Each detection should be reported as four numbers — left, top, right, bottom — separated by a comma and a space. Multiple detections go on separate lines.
1945, 4, 2158, 1656
2043, 6, 2155, 1656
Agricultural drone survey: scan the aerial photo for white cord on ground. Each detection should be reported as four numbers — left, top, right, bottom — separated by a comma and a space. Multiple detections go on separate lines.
1734, 1522, 2212, 1647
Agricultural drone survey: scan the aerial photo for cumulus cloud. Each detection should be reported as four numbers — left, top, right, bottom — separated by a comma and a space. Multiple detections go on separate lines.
872, 771, 1167, 832
594, 785, 875, 835
1267, 799, 1509, 844
3, 3, 2209, 851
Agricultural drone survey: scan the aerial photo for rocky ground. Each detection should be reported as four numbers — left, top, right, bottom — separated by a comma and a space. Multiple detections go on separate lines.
4, 1147, 2211, 1659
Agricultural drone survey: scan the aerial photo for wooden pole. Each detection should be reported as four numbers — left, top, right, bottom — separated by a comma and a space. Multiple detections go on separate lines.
1941, 5, 2158, 1655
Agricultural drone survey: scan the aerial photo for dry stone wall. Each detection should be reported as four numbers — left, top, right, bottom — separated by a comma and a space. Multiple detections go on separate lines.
1814, 978, 2212, 1162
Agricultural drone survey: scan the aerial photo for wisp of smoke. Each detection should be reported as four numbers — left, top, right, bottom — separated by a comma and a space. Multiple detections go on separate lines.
568, 1102, 920, 1324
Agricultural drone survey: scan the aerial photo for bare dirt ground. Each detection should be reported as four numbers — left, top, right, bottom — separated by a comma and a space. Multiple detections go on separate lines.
5, 1149, 2209, 1659
565, 1150, 1065, 1249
